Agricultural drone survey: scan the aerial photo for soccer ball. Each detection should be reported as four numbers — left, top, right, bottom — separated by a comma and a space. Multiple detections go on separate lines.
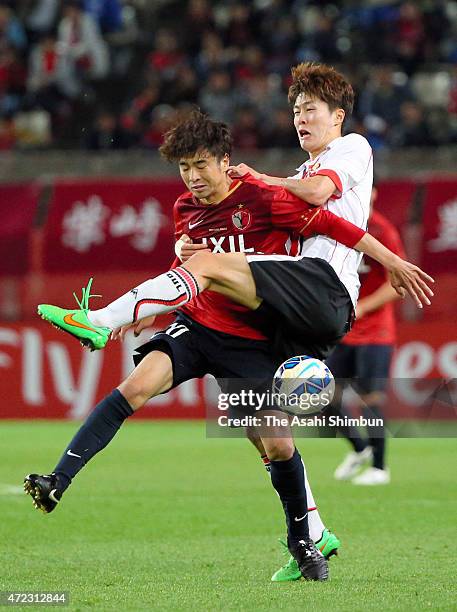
272, 356, 335, 416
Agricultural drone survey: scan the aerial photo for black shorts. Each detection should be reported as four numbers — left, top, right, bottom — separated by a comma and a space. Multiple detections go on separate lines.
248, 256, 353, 361
133, 313, 279, 399
326, 343, 394, 394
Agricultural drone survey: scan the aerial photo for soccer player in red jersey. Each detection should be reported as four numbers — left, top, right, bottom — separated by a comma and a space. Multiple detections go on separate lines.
329, 187, 406, 485
26, 111, 372, 582
27, 95, 433, 580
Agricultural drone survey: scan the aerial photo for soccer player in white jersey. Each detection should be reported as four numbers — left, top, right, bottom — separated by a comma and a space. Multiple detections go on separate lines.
101, 62, 432, 581
30, 64, 433, 582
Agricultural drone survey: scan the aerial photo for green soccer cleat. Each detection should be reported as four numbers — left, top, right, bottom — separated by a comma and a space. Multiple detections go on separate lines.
317, 528, 341, 559
271, 529, 341, 582
271, 539, 302, 582
37, 278, 111, 351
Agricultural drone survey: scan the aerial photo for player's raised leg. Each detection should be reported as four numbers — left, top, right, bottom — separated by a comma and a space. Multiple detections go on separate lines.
24, 350, 173, 512
37, 252, 257, 349
90, 252, 258, 330
85, 240, 433, 338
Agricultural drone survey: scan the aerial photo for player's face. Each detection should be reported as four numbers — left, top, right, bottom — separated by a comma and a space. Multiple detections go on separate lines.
179, 150, 230, 202
293, 94, 345, 158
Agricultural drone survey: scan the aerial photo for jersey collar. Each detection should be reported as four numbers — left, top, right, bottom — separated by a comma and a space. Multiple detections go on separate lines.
191, 179, 242, 206
295, 135, 344, 172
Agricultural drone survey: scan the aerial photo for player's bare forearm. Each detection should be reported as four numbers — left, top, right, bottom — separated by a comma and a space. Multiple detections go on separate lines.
268, 175, 336, 206
228, 163, 335, 205
356, 281, 401, 318
354, 233, 434, 308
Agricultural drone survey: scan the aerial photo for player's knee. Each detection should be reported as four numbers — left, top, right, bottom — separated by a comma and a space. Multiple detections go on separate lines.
265, 439, 295, 461
117, 379, 150, 410
186, 250, 214, 275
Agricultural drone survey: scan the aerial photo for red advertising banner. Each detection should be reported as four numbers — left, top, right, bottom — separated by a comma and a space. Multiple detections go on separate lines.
0, 182, 40, 275
42, 179, 184, 272
0, 320, 455, 421
0, 321, 206, 420
421, 179, 457, 274
387, 321, 457, 419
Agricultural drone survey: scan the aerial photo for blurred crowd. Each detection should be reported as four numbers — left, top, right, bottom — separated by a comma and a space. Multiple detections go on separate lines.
0, 0, 457, 151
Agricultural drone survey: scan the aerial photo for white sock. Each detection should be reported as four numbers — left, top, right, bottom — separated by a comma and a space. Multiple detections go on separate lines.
302, 459, 326, 542
87, 267, 199, 329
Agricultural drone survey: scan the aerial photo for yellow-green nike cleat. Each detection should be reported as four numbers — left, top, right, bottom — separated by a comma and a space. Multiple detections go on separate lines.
271, 530, 341, 582
37, 278, 111, 351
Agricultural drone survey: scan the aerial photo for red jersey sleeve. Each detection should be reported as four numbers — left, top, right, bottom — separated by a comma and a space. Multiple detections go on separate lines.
270, 187, 366, 248
310, 209, 366, 247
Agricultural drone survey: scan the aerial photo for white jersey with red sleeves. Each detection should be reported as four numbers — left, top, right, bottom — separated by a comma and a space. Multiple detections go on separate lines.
291, 133, 373, 306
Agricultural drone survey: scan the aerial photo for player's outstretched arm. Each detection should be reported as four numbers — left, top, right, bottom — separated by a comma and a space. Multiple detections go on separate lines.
354, 233, 434, 309
228, 164, 336, 206
273, 201, 434, 310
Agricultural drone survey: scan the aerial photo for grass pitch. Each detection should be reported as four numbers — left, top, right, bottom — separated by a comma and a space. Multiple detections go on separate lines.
1, 421, 456, 611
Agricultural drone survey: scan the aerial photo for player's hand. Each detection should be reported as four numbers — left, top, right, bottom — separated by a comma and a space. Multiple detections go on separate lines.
388, 258, 434, 308
111, 315, 157, 341
228, 163, 265, 181
175, 234, 210, 262
355, 302, 367, 319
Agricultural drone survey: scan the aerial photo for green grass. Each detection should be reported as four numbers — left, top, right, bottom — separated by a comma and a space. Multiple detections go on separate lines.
1, 421, 456, 611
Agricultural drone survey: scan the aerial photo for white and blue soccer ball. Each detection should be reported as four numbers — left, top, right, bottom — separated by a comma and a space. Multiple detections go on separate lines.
272, 355, 335, 416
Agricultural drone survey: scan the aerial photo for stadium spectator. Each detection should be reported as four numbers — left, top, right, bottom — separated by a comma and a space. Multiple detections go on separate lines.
0, 46, 26, 115
359, 65, 415, 128
242, 73, 283, 122
222, 3, 258, 50
24, 0, 59, 41
231, 106, 262, 150
195, 31, 230, 80
84, 109, 128, 149
141, 103, 176, 149
263, 107, 297, 149
198, 69, 239, 124
234, 45, 266, 82
181, 0, 215, 56
120, 81, 161, 145
27, 33, 71, 99
83, 0, 122, 34
390, 101, 434, 148
393, 1, 425, 74
0, 5, 27, 52
57, 0, 109, 84
146, 28, 184, 83
0, 0, 456, 149
162, 62, 198, 106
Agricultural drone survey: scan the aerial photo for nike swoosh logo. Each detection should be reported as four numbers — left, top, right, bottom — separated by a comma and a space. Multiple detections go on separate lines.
188, 219, 203, 230
63, 313, 99, 333
66, 449, 81, 458
294, 513, 308, 522
49, 489, 60, 503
